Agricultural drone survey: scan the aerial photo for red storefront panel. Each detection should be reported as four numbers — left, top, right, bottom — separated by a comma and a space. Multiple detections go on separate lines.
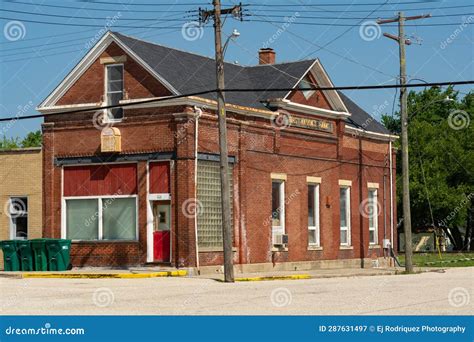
63, 163, 137, 196
149, 161, 170, 194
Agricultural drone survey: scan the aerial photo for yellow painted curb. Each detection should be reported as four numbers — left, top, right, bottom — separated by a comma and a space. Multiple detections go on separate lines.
21, 270, 187, 279
234, 274, 311, 282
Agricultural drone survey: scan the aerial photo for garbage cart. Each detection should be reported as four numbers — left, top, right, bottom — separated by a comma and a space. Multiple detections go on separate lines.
0, 240, 20, 271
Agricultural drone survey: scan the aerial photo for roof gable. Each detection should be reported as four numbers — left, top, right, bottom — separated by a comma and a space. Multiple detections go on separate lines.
38, 30, 390, 136
38, 31, 178, 109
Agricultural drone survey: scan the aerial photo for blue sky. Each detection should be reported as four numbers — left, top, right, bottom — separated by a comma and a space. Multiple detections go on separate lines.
0, 0, 472, 139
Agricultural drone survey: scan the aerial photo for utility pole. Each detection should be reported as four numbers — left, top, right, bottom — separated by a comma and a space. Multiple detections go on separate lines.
378, 12, 430, 273
199, 1, 242, 282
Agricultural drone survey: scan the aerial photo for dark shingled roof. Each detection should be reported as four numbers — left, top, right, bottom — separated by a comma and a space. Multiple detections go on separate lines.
113, 32, 389, 135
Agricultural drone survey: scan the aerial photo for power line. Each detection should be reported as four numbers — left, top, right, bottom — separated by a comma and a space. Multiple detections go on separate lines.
0, 8, 191, 22
249, 5, 473, 13
3, 1, 198, 13
1, 80, 472, 122
247, 1, 443, 7
249, 12, 473, 20
0, 16, 187, 29
240, 12, 395, 78
0, 28, 182, 63
76, 0, 210, 6
246, 19, 468, 27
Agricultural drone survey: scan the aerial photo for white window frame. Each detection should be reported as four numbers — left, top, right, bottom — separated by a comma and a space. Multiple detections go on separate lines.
8, 196, 28, 240
308, 183, 320, 247
104, 63, 124, 122
62, 195, 139, 241
339, 186, 351, 246
271, 179, 285, 241
368, 188, 378, 245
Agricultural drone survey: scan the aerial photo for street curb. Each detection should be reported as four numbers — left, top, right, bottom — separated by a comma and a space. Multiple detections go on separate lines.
216, 274, 312, 282
4, 270, 187, 279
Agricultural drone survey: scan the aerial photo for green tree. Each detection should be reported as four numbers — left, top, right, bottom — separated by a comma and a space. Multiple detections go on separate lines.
20, 130, 42, 147
0, 130, 42, 149
0, 136, 19, 149
382, 87, 474, 250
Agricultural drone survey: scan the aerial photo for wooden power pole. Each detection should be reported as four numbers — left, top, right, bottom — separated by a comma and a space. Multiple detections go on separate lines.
199, 1, 242, 282
378, 12, 430, 273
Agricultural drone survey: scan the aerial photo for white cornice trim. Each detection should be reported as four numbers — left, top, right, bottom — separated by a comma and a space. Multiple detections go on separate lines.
38, 96, 276, 120
37, 103, 100, 114
345, 126, 398, 141
268, 99, 350, 119
37, 31, 179, 110
313, 60, 349, 113
281, 59, 349, 114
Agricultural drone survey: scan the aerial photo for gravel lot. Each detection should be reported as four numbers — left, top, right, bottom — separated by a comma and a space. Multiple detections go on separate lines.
1, 267, 472, 315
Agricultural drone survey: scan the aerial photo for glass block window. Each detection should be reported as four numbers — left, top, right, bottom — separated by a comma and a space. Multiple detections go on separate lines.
197, 160, 233, 249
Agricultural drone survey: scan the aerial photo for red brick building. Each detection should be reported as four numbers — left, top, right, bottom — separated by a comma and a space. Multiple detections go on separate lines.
38, 31, 397, 272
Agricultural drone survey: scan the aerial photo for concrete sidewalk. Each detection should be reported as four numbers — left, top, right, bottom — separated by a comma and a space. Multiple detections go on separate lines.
203, 267, 401, 282
0, 266, 444, 280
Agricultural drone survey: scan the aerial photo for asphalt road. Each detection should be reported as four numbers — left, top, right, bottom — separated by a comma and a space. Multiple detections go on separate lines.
0, 267, 472, 315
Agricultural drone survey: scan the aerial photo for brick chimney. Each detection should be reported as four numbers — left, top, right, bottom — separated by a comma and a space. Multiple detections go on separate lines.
258, 48, 275, 65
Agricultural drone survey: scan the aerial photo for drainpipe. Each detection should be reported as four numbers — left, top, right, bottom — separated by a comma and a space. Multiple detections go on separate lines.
389, 140, 394, 250
194, 106, 202, 272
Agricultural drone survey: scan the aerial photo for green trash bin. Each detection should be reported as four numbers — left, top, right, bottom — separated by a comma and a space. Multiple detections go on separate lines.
46, 239, 72, 271
31, 239, 51, 271
17, 240, 33, 271
0, 240, 20, 271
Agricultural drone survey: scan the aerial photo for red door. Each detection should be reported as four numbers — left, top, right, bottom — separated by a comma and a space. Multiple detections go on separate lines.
153, 202, 171, 262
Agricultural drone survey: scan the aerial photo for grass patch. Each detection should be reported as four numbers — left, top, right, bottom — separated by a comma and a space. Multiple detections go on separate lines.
398, 252, 474, 267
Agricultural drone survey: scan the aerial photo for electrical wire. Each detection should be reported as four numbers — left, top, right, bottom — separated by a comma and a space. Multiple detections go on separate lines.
246, 19, 469, 27
3, 1, 199, 14
0, 80, 472, 122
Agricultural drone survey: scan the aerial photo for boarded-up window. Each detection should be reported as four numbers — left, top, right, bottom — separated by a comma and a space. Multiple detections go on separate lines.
149, 161, 170, 194
63, 163, 137, 197
196, 160, 233, 249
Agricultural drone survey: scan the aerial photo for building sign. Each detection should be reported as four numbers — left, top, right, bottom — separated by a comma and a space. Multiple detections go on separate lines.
288, 116, 333, 132
101, 127, 121, 153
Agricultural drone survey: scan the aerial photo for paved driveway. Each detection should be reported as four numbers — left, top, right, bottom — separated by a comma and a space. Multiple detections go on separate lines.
1, 267, 472, 315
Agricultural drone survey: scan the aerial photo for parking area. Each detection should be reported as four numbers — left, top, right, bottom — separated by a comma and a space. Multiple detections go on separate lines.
0, 267, 472, 315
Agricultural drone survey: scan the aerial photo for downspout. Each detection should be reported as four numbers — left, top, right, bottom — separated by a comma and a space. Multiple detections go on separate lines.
194, 106, 202, 272
358, 133, 364, 267
389, 140, 394, 251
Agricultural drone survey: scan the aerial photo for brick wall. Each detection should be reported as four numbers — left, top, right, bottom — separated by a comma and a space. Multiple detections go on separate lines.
41, 42, 397, 268
0, 149, 42, 269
